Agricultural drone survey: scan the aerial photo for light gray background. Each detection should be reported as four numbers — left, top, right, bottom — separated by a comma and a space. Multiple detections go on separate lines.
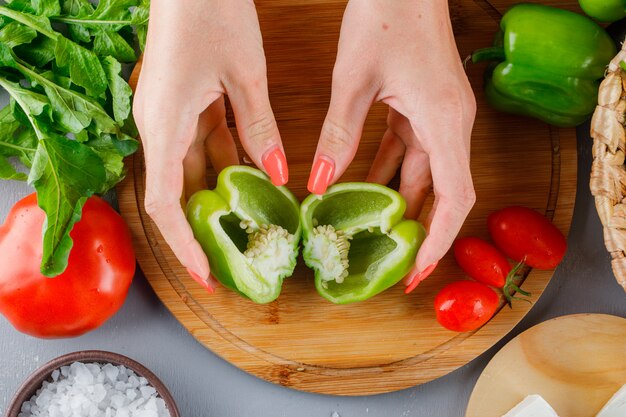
0, 120, 625, 416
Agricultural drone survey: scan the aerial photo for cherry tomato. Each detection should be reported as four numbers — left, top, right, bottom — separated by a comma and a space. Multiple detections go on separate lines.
488, 206, 566, 269
0, 193, 135, 338
454, 237, 511, 287
434, 281, 500, 332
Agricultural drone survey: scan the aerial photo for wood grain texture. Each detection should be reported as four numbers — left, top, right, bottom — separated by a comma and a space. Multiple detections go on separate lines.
117, 0, 578, 395
465, 314, 626, 417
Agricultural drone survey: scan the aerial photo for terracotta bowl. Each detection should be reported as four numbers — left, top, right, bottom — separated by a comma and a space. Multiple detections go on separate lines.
5, 350, 180, 417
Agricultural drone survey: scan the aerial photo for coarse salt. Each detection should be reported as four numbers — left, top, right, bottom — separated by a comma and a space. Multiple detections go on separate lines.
18, 362, 171, 417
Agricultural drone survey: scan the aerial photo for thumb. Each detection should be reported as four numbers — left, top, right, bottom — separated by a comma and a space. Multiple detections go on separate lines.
308, 77, 375, 194
227, 75, 288, 186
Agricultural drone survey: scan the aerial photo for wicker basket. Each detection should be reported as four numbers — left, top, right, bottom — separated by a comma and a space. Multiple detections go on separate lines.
590, 42, 626, 291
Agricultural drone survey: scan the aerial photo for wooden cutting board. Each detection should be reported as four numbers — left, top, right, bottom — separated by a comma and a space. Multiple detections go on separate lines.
465, 314, 626, 417
117, 0, 579, 395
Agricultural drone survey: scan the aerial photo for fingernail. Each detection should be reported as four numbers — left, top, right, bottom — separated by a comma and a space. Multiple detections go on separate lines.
262, 146, 288, 186
405, 261, 438, 294
187, 268, 215, 294
308, 155, 335, 195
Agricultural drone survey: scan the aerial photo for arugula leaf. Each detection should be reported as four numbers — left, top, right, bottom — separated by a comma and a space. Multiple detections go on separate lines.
4, 0, 35, 14
32, 0, 61, 16
0, 106, 37, 165
93, 28, 135, 62
86, 133, 133, 191
132, 1, 148, 51
29, 132, 106, 276
54, 36, 108, 97
0, 156, 26, 180
0, 106, 35, 179
0, 0, 147, 277
0, 21, 36, 48
0, 75, 51, 126
101, 56, 131, 122
14, 35, 55, 67
61, 0, 93, 15
0, 6, 56, 38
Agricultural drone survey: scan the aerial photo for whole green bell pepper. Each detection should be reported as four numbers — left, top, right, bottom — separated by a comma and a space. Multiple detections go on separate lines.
472, 3, 616, 127
301, 183, 425, 304
186, 166, 301, 304
579, 0, 626, 22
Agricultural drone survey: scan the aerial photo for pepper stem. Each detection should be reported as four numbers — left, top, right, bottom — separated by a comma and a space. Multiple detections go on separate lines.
471, 46, 506, 64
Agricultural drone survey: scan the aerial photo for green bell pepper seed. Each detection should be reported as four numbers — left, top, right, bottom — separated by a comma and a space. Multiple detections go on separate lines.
472, 4, 616, 127
301, 182, 426, 304
186, 166, 301, 304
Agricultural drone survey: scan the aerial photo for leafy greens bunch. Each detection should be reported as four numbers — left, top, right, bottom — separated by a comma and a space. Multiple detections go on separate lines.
0, 0, 148, 276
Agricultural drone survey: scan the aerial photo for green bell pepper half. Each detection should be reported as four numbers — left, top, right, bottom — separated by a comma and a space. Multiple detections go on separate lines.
186, 166, 301, 304
579, 0, 626, 22
300, 182, 425, 304
472, 3, 616, 127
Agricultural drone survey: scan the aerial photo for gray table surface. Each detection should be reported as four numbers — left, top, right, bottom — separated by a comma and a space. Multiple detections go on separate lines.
0, 121, 625, 417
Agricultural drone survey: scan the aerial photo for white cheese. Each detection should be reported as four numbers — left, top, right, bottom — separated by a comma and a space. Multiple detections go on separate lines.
502, 394, 559, 417
596, 384, 626, 417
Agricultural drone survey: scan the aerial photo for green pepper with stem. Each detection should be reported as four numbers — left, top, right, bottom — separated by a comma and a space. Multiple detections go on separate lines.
471, 3, 616, 127
301, 183, 426, 304
186, 166, 301, 304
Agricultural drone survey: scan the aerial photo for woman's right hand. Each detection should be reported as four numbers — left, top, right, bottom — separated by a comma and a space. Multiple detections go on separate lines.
133, 0, 288, 291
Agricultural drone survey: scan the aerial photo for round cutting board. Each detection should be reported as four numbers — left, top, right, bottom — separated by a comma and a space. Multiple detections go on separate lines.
465, 314, 626, 417
118, 0, 578, 395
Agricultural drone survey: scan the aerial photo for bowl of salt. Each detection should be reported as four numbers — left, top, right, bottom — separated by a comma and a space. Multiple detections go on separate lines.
5, 350, 180, 417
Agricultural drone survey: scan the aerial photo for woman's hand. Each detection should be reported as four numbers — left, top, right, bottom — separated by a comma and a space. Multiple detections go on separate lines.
134, 0, 287, 291
307, 0, 476, 292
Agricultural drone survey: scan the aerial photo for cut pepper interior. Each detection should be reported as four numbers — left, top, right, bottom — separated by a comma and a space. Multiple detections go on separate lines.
187, 166, 301, 303
301, 183, 425, 304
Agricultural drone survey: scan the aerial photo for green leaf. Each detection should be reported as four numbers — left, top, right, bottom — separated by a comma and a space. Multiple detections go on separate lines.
132, 0, 149, 50
0, 156, 26, 180
14, 35, 56, 67
18, 64, 120, 134
0, 106, 37, 166
85, 134, 126, 191
93, 28, 136, 62
101, 56, 131, 122
54, 35, 108, 97
0, 74, 51, 124
29, 132, 106, 276
32, 0, 61, 16
0, 21, 37, 48
38, 73, 91, 133
4, 0, 35, 14
89, 0, 137, 25
0, 42, 18, 68
61, 0, 93, 15
0, 6, 56, 38
67, 22, 91, 43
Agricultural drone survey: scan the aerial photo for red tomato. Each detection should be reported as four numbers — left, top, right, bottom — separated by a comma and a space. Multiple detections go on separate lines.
488, 206, 567, 269
434, 281, 499, 332
0, 193, 135, 338
454, 237, 511, 287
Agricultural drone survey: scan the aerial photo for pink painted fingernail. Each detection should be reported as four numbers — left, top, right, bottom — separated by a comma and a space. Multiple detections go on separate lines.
405, 261, 438, 294
187, 268, 215, 294
308, 155, 335, 195
262, 146, 288, 186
